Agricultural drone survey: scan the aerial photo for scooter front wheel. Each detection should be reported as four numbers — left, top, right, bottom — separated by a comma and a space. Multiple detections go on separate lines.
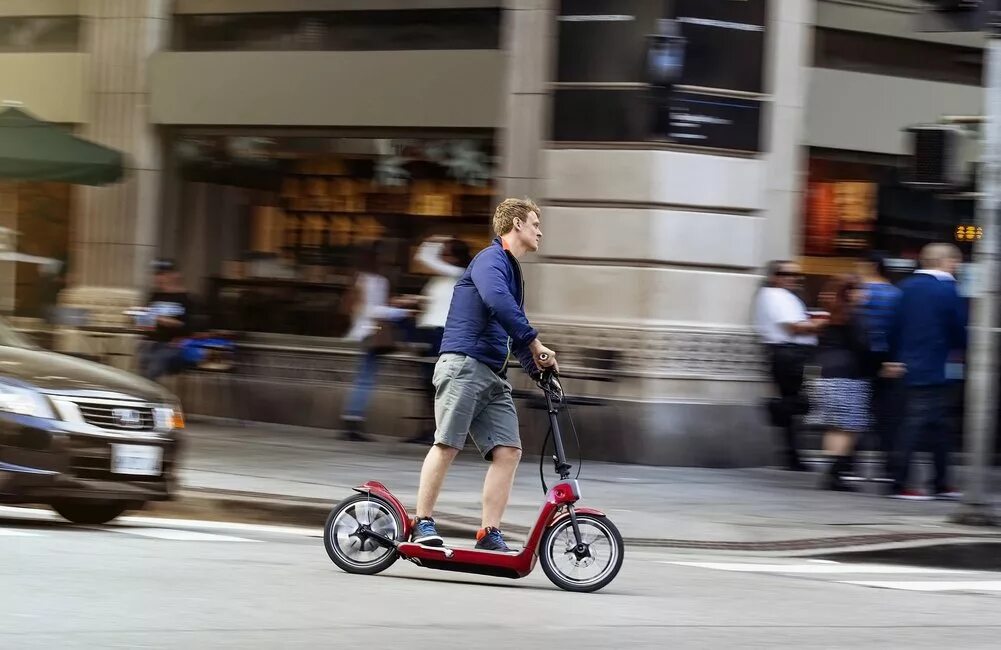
539, 513, 624, 592
324, 493, 404, 575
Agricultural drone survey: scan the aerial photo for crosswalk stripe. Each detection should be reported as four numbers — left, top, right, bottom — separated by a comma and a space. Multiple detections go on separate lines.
0, 529, 41, 537
663, 561, 968, 575
105, 528, 259, 543
841, 581, 1001, 592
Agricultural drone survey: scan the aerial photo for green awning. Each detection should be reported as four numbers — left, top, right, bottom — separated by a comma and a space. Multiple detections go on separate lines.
0, 106, 124, 186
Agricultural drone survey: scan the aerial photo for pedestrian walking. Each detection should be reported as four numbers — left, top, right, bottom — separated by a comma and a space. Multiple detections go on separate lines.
136, 259, 193, 382
808, 275, 885, 491
753, 260, 826, 471
406, 235, 472, 444
339, 240, 414, 442
888, 243, 968, 500
854, 251, 903, 481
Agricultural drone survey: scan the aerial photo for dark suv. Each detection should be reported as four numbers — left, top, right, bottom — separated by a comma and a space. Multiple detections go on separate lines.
0, 320, 183, 524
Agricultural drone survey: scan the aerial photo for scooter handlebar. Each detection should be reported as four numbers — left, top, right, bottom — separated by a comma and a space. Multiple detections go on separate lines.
534, 355, 563, 400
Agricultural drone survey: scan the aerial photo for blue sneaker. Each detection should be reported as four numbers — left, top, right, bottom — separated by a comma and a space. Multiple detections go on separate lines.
411, 517, 443, 546
474, 527, 511, 552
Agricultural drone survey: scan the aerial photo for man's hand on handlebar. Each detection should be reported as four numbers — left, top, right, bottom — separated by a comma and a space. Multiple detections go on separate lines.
529, 339, 558, 374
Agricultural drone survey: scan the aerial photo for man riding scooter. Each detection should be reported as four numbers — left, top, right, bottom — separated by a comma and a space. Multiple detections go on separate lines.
412, 198, 558, 552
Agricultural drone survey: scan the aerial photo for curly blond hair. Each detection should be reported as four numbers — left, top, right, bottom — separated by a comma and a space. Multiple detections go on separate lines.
492, 198, 540, 236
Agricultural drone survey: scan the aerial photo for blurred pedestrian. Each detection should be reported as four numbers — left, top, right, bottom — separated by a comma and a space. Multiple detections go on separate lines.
340, 240, 414, 442
753, 260, 826, 471
406, 235, 472, 444
853, 251, 902, 481
137, 259, 192, 382
888, 243, 967, 500
809, 275, 882, 491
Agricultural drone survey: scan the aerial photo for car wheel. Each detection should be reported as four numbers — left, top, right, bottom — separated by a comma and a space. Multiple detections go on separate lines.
51, 500, 133, 525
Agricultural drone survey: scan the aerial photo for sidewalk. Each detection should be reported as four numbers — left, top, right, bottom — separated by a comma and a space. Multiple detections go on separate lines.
161, 420, 1001, 553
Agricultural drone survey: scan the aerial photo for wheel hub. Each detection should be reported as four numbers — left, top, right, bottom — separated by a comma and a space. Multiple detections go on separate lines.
348, 524, 378, 552
565, 543, 595, 566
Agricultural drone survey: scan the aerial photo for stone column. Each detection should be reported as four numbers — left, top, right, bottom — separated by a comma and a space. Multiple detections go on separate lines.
59, 0, 170, 326
760, 0, 816, 264
497, 0, 555, 203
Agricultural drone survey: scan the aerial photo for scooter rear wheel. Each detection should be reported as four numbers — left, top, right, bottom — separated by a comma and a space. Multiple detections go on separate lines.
324, 493, 404, 575
539, 513, 624, 592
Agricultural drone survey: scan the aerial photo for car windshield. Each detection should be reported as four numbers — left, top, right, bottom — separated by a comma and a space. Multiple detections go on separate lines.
0, 319, 35, 349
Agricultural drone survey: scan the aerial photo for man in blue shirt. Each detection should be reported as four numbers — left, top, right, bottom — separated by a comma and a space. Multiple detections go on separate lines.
410, 198, 558, 552
888, 244, 968, 500
856, 252, 902, 480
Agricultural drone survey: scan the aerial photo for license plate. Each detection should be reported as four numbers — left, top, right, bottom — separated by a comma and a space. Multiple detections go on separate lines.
111, 444, 163, 476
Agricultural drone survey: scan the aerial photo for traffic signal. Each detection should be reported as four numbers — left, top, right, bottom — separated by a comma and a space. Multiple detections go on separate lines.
905, 124, 971, 189
956, 224, 984, 241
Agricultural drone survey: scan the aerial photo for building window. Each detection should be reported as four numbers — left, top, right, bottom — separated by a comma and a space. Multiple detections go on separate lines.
0, 16, 80, 53
814, 28, 983, 86
800, 149, 976, 283
552, 0, 767, 151
173, 9, 501, 52
171, 134, 497, 337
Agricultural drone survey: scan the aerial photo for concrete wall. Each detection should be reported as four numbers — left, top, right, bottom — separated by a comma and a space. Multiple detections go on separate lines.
0, 54, 88, 123
149, 50, 505, 127
817, 0, 985, 48
538, 149, 765, 328
0, 0, 80, 16
806, 68, 983, 155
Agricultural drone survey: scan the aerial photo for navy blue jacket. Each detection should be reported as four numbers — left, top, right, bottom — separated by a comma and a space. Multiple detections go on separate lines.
439, 238, 538, 375
889, 272, 967, 387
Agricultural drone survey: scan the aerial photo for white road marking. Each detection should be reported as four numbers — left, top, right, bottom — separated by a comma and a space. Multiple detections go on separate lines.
0, 506, 55, 521
841, 580, 1001, 592
0, 505, 322, 538
0, 529, 41, 537
105, 528, 259, 543
117, 515, 322, 538
663, 561, 969, 575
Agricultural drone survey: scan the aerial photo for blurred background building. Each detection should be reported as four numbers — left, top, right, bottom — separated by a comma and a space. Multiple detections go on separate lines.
0, 0, 989, 465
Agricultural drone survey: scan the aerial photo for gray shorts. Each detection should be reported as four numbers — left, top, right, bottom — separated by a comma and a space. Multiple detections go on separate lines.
432, 353, 521, 460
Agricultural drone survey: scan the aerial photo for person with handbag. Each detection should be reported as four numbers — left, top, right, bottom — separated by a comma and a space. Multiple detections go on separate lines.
808, 275, 900, 491
340, 241, 413, 442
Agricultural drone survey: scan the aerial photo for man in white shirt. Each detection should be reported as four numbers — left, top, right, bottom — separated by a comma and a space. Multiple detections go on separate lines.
754, 260, 826, 471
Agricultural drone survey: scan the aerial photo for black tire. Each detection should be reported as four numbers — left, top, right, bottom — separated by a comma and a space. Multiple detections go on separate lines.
539, 513, 624, 593
51, 500, 132, 525
323, 493, 404, 575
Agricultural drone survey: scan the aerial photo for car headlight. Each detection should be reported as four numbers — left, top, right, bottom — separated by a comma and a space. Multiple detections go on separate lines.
153, 405, 185, 431
0, 385, 56, 419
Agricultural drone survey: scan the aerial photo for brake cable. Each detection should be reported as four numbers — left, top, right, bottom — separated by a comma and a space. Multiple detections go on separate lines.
538, 377, 584, 494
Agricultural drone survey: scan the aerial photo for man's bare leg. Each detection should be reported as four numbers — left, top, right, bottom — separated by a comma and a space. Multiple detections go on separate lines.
481, 446, 522, 529
416, 444, 460, 519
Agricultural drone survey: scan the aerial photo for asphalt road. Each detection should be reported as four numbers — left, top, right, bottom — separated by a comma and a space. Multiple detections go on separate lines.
2, 506, 1000, 649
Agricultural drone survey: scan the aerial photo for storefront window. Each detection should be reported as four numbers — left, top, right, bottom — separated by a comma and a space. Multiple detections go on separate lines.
170, 135, 496, 337
800, 150, 976, 292
173, 10, 501, 52
0, 16, 80, 53
0, 183, 71, 319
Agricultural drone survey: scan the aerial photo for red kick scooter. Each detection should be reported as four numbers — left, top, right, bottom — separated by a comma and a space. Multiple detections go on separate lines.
322, 366, 624, 592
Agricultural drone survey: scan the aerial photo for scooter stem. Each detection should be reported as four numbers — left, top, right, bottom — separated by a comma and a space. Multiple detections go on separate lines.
545, 391, 572, 481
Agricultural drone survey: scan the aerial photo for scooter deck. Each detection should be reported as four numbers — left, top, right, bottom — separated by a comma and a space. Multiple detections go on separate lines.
403, 541, 520, 554
397, 541, 536, 579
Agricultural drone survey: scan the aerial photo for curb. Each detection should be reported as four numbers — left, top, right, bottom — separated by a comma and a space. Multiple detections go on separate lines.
146, 489, 510, 541
145, 489, 1001, 554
